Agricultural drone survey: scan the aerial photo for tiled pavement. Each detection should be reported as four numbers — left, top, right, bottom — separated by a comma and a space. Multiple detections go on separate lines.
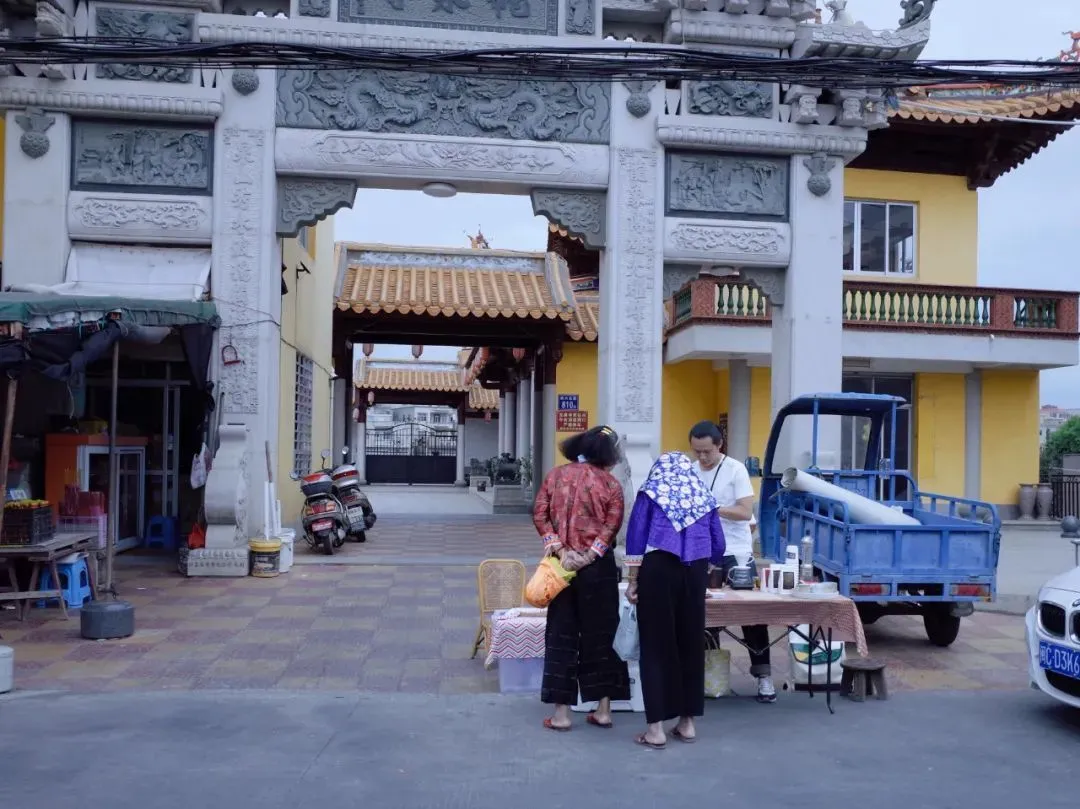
292, 512, 539, 566
1, 552, 1031, 696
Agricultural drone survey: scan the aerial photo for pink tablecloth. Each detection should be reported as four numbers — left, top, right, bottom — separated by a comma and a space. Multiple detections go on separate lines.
705, 591, 868, 656
484, 609, 547, 668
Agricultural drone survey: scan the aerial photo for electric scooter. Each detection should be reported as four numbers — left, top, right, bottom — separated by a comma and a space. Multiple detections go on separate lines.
292, 449, 348, 556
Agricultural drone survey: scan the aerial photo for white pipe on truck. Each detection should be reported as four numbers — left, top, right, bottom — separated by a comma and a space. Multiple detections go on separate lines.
780, 468, 920, 526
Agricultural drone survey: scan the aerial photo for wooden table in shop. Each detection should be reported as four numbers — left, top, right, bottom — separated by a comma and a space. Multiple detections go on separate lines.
0, 532, 99, 621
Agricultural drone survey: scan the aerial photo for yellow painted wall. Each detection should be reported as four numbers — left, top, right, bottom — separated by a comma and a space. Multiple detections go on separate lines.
661, 360, 718, 452
549, 348, 1040, 506
980, 370, 1040, 506
844, 168, 978, 287
913, 374, 966, 495
277, 219, 338, 524
553, 341, 599, 465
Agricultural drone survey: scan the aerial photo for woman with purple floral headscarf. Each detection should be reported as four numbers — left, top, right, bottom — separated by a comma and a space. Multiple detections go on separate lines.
624, 452, 726, 749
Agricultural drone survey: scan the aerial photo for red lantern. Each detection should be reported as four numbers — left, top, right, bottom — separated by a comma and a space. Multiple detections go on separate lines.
412, 344, 423, 359
367, 391, 375, 406
512, 348, 526, 362
362, 343, 374, 357
484, 410, 492, 423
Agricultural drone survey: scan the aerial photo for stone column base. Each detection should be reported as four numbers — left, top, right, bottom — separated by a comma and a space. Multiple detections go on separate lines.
186, 547, 250, 577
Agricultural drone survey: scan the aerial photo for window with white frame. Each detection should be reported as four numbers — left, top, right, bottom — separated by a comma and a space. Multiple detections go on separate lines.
842, 200, 916, 276
293, 354, 314, 476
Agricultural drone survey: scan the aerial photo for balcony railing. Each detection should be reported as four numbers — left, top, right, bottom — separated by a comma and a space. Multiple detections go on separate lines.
670, 279, 1079, 337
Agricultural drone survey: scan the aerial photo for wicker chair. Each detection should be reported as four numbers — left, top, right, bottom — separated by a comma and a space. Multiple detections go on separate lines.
471, 559, 527, 659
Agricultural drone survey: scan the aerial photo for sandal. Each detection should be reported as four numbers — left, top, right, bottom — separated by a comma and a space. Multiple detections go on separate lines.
670, 727, 697, 744
586, 713, 613, 729
634, 733, 666, 750
543, 717, 571, 732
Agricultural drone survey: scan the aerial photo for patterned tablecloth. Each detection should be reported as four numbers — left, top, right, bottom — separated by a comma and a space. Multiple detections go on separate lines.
705, 590, 868, 656
484, 608, 548, 668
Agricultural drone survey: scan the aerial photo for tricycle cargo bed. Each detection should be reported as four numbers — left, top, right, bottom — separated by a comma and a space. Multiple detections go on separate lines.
782, 490, 1000, 580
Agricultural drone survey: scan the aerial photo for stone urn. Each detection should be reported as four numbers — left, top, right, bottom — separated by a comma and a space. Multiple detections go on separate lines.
1017, 484, 1037, 520
1036, 483, 1054, 520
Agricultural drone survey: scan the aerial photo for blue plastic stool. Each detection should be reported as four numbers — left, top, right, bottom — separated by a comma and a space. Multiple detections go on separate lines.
145, 516, 178, 551
38, 555, 93, 609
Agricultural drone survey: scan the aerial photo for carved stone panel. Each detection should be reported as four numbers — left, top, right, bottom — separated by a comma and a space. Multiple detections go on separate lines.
298, 0, 331, 16
612, 147, 659, 424
276, 69, 611, 144
338, 0, 559, 35
686, 81, 774, 118
216, 128, 268, 416
95, 8, 195, 83
666, 152, 789, 220
277, 178, 358, 237
664, 218, 791, 268
68, 191, 213, 244
72, 122, 213, 194
564, 0, 595, 35
276, 130, 609, 189
530, 189, 605, 248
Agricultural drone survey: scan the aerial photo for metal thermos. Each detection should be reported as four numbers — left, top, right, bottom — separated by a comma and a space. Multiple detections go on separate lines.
800, 536, 815, 583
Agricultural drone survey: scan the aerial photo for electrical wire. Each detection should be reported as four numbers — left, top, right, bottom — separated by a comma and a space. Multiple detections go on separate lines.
3, 37, 1080, 90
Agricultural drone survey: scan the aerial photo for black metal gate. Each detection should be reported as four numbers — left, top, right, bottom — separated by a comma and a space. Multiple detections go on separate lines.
365, 422, 458, 485
1049, 473, 1080, 519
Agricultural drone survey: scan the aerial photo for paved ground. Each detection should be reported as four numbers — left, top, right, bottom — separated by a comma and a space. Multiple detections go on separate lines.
1, 545, 1031, 695
989, 523, 1079, 613
0, 688, 1077, 809
361, 484, 491, 516
293, 510, 536, 567
1, 494, 1065, 696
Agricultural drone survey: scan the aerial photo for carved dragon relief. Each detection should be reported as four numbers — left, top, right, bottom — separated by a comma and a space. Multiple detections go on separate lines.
530, 189, 606, 249
276, 178, 359, 237
95, 8, 196, 84
275, 69, 611, 145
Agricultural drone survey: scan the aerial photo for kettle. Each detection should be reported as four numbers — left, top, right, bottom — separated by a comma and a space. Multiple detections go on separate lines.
726, 561, 755, 590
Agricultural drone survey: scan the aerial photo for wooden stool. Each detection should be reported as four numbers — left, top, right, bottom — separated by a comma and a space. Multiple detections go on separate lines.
840, 658, 888, 702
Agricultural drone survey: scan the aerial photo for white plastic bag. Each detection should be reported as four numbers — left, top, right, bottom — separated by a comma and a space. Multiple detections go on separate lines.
613, 602, 640, 662
189, 443, 210, 489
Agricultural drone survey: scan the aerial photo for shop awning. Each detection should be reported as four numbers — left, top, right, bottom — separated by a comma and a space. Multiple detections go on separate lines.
0, 292, 219, 330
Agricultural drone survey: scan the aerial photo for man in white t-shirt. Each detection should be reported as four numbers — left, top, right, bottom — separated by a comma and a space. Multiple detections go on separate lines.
689, 420, 776, 704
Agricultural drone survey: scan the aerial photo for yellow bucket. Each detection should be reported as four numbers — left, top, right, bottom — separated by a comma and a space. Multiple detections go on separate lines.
249, 538, 282, 578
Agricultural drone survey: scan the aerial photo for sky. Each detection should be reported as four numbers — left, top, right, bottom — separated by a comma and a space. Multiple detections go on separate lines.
333, 0, 1080, 405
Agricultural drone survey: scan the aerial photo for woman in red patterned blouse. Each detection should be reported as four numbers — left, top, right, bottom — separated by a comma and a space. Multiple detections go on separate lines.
533, 425, 630, 732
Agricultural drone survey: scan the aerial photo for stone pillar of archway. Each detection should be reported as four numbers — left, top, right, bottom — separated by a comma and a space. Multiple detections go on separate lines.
599, 81, 667, 491
354, 402, 368, 486
189, 67, 281, 577
455, 402, 467, 487
738, 154, 846, 471
541, 343, 560, 479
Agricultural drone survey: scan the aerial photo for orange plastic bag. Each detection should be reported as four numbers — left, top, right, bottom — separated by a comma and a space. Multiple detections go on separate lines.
525, 557, 576, 608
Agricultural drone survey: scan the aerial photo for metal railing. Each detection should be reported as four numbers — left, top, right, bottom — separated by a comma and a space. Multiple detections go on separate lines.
670, 278, 1079, 337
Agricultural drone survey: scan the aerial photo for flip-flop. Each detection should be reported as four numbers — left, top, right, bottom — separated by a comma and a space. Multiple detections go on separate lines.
586, 714, 613, 729
543, 717, 571, 732
634, 733, 666, 750
670, 728, 697, 744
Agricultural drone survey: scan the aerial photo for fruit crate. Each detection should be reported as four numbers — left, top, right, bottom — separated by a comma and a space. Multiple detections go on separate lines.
1, 504, 56, 546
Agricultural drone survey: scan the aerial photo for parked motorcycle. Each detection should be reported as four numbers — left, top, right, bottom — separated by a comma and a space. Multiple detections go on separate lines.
292, 449, 348, 556
331, 446, 377, 542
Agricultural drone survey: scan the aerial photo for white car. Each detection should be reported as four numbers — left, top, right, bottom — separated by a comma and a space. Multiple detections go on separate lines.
1025, 565, 1080, 709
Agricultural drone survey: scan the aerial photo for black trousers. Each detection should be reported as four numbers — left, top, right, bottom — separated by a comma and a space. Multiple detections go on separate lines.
541, 552, 630, 706
710, 555, 772, 677
637, 551, 708, 724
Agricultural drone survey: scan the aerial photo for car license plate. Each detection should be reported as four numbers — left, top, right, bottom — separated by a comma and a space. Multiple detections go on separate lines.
1039, 640, 1080, 680
312, 519, 333, 532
